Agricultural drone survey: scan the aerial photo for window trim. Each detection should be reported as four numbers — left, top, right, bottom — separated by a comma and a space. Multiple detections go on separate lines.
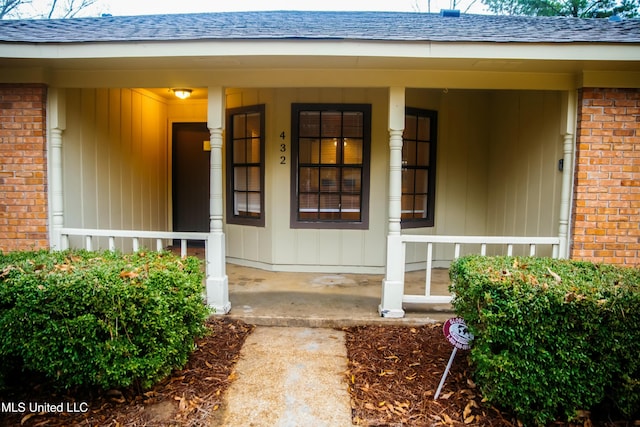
225, 104, 266, 227
401, 107, 438, 229
290, 103, 371, 230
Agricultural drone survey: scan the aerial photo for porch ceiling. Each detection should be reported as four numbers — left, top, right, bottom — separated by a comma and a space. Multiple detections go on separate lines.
2, 53, 639, 73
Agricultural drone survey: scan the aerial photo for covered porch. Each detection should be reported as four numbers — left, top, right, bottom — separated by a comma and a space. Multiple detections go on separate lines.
51, 84, 573, 318
225, 263, 453, 327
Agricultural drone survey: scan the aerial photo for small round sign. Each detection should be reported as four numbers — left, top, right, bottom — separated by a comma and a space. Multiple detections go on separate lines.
443, 317, 474, 350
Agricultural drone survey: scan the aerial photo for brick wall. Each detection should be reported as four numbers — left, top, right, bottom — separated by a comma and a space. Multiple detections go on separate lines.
0, 84, 49, 252
572, 87, 640, 266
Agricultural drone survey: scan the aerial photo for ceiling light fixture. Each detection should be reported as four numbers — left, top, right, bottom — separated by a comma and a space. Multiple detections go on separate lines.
172, 88, 192, 99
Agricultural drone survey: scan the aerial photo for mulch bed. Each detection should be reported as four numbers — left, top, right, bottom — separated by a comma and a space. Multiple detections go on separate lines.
343, 323, 638, 427
345, 323, 515, 427
0, 318, 254, 427
1, 319, 637, 426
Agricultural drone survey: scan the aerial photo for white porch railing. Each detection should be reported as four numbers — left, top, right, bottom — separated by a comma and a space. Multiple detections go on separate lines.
380, 235, 561, 317
59, 228, 210, 273
58, 227, 231, 313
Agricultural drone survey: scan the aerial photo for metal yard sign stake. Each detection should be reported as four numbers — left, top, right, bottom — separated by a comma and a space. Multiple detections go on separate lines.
434, 317, 474, 400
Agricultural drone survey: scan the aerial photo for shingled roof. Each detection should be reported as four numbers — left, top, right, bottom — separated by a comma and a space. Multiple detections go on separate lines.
0, 10, 639, 44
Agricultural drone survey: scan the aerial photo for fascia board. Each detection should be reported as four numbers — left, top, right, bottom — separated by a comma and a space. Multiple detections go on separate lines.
1, 39, 639, 62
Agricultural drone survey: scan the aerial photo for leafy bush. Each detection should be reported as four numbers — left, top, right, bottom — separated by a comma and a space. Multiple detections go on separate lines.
450, 255, 640, 426
0, 250, 209, 391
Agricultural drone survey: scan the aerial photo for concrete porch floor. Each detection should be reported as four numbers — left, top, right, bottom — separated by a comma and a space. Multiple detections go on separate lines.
223, 264, 454, 327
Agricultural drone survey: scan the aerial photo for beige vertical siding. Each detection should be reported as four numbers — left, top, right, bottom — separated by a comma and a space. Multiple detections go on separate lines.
61, 87, 562, 269
63, 88, 169, 249
220, 88, 562, 270
391, 89, 562, 265
486, 91, 563, 256
224, 88, 388, 272
404, 89, 493, 264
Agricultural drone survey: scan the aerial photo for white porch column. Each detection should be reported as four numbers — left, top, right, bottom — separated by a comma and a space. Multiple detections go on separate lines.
558, 91, 577, 259
379, 87, 406, 318
48, 88, 66, 250
206, 86, 231, 314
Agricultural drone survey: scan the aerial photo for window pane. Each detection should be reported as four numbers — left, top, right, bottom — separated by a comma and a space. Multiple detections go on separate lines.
402, 169, 415, 193
300, 111, 320, 137
319, 194, 340, 219
343, 112, 363, 137
342, 168, 361, 192
342, 212, 360, 220
320, 168, 338, 192
343, 139, 362, 164
246, 113, 261, 138
299, 167, 319, 192
299, 193, 318, 219
401, 194, 414, 218
248, 138, 261, 163
233, 191, 261, 216
341, 194, 360, 220
404, 115, 417, 140
321, 112, 342, 136
233, 115, 246, 139
234, 191, 246, 215
341, 194, 360, 212
417, 142, 430, 166
415, 170, 428, 193
234, 167, 247, 191
299, 138, 319, 164
247, 193, 261, 215
403, 141, 417, 166
417, 116, 430, 141
233, 139, 246, 163
320, 138, 338, 164
415, 194, 428, 218
247, 167, 261, 191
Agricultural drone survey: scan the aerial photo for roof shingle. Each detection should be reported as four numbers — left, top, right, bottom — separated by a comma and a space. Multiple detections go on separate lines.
0, 11, 639, 44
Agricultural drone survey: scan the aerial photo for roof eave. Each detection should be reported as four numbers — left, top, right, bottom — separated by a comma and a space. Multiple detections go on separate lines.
1, 38, 639, 62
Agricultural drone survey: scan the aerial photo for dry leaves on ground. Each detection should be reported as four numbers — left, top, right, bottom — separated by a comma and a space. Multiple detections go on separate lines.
0, 318, 254, 427
345, 323, 513, 427
3, 319, 636, 427
344, 324, 637, 427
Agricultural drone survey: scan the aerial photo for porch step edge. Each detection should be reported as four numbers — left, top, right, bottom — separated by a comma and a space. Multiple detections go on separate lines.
220, 313, 453, 328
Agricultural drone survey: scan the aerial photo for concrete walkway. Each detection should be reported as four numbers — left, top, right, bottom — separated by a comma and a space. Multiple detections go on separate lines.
211, 266, 454, 426
219, 327, 352, 427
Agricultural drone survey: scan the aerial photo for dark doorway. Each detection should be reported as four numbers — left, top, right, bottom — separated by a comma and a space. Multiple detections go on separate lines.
172, 123, 210, 233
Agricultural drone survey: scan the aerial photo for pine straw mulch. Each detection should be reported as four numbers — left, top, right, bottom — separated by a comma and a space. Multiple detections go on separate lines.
0, 318, 254, 427
343, 323, 638, 427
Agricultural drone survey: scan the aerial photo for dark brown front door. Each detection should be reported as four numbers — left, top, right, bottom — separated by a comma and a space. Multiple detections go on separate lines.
172, 123, 210, 233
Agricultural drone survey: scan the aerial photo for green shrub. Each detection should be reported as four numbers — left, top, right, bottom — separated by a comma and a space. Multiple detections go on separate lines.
0, 250, 209, 391
450, 255, 640, 426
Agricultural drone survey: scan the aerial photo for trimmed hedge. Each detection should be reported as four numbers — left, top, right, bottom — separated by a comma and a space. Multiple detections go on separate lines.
0, 250, 209, 391
450, 255, 640, 426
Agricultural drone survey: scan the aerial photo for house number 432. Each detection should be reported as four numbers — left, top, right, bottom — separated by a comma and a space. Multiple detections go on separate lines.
279, 131, 286, 164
